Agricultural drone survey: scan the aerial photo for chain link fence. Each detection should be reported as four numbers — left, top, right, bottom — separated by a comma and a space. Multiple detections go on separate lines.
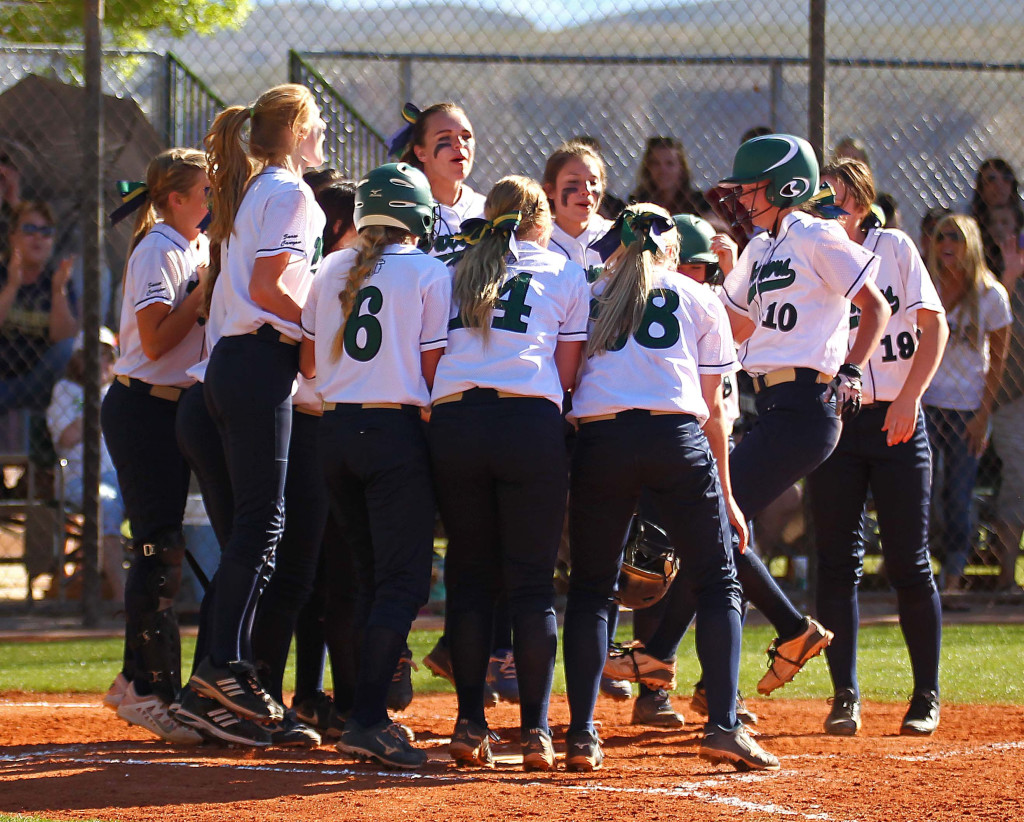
0, 0, 1022, 612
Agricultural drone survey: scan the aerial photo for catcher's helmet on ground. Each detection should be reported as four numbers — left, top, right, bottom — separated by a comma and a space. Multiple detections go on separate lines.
719, 134, 820, 209
354, 162, 437, 241
615, 515, 680, 609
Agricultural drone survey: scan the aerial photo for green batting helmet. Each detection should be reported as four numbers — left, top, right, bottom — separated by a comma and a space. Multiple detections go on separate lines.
720, 134, 820, 208
354, 162, 436, 240
672, 214, 717, 264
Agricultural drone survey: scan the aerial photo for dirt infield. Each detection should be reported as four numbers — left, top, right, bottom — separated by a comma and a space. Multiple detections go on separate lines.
1, 692, 1022, 822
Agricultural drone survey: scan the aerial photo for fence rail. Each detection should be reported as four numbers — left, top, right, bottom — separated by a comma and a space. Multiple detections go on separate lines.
289, 50, 388, 179
164, 52, 226, 149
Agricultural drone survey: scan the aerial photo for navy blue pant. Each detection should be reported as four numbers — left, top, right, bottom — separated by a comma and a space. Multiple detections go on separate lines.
202, 333, 297, 667
808, 405, 941, 696
565, 412, 743, 733
728, 380, 842, 638
252, 410, 329, 702
102, 378, 191, 701
430, 393, 567, 734
320, 406, 435, 728
924, 407, 980, 580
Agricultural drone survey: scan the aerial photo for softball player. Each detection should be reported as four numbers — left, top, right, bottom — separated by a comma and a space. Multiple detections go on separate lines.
565, 203, 777, 773
429, 176, 588, 772
395, 102, 486, 257
711, 135, 890, 694
101, 148, 209, 745
808, 158, 948, 736
176, 85, 326, 735
301, 162, 450, 769
542, 139, 612, 280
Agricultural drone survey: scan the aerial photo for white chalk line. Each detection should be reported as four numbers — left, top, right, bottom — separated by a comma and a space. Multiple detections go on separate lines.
0, 743, 862, 821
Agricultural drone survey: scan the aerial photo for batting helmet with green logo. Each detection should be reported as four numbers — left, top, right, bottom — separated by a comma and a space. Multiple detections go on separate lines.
354, 162, 436, 240
672, 214, 717, 264
720, 134, 820, 208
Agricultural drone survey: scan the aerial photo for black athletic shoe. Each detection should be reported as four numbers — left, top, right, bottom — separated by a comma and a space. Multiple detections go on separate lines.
173, 689, 271, 747
189, 657, 284, 721
699, 722, 780, 772
387, 648, 416, 712
631, 689, 685, 728
824, 688, 861, 736
900, 690, 940, 736
267, 709, 322, 748
449, 718, 495, 768
337, 719, 427, 769
521, 727, 555, 772
565, 729, 604, 772
691, 682, 759, 725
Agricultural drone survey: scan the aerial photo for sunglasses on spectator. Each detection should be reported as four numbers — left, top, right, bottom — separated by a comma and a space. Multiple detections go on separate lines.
982, 172, 1014, 184
936, 231, 964, 243
19, 223, 55, 237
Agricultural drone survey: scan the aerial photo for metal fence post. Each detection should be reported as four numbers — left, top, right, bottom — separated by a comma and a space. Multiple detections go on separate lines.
808, 0, 828, 160
399, 57, 413, 107
82, 0, 104, 627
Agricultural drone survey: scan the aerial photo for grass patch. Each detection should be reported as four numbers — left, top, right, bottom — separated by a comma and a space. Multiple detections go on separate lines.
1, 623, 1021, 704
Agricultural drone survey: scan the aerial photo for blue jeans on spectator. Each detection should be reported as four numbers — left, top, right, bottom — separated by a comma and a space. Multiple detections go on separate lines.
925, 406, 979, 582
66, 469, 124, 539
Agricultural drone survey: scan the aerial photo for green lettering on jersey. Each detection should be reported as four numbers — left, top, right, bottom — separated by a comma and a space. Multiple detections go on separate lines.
747, 257, 796, 302
849, 284, 899, 329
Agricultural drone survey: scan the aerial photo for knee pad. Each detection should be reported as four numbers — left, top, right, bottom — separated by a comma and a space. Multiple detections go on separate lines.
137, 528, 186, 602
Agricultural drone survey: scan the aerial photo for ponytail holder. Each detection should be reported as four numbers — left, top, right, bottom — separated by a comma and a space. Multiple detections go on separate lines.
588, 207, 674, 262
806, 182, 848, 220
108, 180, 149, 226
454, 211, 522, 258
248, 105, 255, 117
385, 102, 422, 158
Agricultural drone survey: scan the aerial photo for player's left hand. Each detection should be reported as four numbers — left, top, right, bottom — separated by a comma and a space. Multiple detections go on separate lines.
725, 494, 748, 554
881, 394, 919, 446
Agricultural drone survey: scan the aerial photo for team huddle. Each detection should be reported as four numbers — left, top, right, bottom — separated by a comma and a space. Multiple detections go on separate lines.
98, 83, 948, 775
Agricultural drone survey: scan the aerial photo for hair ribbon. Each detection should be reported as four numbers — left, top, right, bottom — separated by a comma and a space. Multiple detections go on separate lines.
109, 180, 149, 226
589, 207, 674, 262
386, 102, 422, 158
806, 182, 848, 220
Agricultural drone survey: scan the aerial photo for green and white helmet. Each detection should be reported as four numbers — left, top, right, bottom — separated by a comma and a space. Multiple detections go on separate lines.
354, 162, 436, 240
720, 134, 820, 208
672, 214, 717, 264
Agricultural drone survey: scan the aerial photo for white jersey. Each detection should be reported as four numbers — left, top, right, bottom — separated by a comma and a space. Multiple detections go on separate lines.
212, 166, 325, 342
722, 211, 878, 377
547, 215, 612, 282
432, 241, 589, 409
852, 227, 945, 404
302, 244, 451, 407
428, 184, 486, 260
571, 267, 736, 425
115, 224, 207, 387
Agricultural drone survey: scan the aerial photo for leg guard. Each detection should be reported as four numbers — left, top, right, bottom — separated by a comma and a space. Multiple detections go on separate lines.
130, 607, 183, 703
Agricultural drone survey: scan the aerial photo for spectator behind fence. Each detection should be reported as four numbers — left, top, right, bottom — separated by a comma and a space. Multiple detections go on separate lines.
970, 158, 1024, 279
923, 214, 1012, 593
989, 213, 1024, 591
630, 136, 707, 216
0, 201, 79, 458
832, 135, 871, 167
0, 153, 21, 262
46, 327, 125, 602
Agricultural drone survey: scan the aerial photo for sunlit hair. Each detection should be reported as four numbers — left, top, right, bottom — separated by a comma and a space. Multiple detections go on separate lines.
398, 102, 468, 170
821, 157, 876, 217
126, 148, 206, 262
202, 83, 317, 314
927, 213, 998, 350
632, 136, 700, 215
541, 140, 606, 213
453, 175, 551, 339
588, 203, 678, 357
330, 225, 411, 361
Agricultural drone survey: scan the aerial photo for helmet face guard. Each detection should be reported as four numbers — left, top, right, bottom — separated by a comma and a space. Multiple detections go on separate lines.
706, 184, 757, 238
615, 515, 680, 610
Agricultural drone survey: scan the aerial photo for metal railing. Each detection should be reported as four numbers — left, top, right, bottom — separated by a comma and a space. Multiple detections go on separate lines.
289, 50, 388, 179
164, 52, 225, 149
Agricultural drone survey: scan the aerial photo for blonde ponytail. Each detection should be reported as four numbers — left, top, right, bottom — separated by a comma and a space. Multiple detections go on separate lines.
330, 226, 408, 360
587, 202, 677, 357
453, 175, 550, 339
